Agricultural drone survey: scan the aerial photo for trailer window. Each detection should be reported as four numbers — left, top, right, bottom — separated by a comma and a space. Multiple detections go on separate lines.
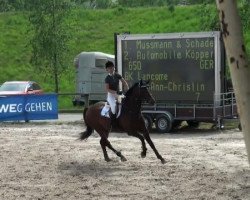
95, 59, 107, 68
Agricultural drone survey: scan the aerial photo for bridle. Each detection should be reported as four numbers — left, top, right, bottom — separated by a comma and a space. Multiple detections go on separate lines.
138, 81, 151, 103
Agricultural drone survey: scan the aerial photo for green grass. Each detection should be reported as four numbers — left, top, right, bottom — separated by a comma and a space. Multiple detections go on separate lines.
0, 6, 249, 109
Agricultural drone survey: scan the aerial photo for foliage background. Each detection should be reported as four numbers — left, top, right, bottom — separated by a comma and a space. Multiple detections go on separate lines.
0, 3, 249, 108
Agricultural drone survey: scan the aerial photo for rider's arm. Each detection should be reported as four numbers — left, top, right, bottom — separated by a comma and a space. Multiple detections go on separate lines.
120, 78, 129, 91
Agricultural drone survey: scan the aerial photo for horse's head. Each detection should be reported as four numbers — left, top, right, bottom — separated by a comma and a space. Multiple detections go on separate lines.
124, 80, 155, 105
138, 80, 155, 104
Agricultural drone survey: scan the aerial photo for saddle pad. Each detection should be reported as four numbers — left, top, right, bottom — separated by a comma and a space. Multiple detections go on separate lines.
101, 103, 110, 118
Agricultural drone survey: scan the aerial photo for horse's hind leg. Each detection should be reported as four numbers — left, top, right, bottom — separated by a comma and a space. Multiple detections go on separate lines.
128, 131, 147, 158
106, 141, 127, 162
100, 137, 127, 162
100, 137, 111, 162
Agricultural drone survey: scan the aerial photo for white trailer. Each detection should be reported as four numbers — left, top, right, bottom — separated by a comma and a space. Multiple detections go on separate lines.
73, 51, 114, 106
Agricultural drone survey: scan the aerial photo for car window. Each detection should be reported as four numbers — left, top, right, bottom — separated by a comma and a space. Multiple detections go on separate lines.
32, 83, 41, 90
0, 83, 26, 91
27, 85, 33, 91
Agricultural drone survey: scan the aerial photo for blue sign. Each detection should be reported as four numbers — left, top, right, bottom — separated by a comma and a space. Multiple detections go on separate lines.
0, 94, 58, 121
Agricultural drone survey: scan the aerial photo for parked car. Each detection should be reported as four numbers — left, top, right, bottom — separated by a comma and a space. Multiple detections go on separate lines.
0, 81, 43, 95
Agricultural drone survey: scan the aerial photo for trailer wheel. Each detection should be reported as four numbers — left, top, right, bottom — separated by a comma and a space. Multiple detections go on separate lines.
155, 114, 172, 133
143, 114, 153, 132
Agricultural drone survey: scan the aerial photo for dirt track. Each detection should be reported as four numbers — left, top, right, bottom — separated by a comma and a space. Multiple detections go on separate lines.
0, 121, 249, 200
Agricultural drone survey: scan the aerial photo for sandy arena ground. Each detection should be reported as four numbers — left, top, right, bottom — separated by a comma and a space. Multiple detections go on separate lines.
0, 121, 249, 200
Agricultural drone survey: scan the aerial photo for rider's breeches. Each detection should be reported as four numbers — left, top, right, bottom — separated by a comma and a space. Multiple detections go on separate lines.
107, 92, 116, 114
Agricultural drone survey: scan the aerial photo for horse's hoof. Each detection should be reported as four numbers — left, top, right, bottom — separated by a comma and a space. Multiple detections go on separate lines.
121, 156, 127, 162
105, 158, 111, 162
161, 159, 166, 164
141, 152, 146, 158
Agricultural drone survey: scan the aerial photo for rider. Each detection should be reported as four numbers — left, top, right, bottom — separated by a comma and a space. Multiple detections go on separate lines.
105, 61, 129, 126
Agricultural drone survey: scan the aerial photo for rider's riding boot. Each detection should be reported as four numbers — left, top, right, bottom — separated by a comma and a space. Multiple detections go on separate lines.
110, 112, 117, 127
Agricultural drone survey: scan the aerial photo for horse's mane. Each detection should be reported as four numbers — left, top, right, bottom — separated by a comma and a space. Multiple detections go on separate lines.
120, 82, 140, 109
124, 82, 139, 98
122, 80, 149, 109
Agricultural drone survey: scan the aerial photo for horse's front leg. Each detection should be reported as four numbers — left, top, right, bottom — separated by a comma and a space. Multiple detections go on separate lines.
140, 127, 166, 164
128, 131, 147, 158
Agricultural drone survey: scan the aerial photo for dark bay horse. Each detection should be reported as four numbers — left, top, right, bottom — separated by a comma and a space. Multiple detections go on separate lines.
79, 80, 166, 164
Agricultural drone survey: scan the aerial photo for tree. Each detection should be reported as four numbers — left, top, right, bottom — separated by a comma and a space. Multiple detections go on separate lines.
27, 0, 72, 93
216, 0, 250, 164
0, 0, 14, 12
197, 0, 250, 32
0, 0, 30, 12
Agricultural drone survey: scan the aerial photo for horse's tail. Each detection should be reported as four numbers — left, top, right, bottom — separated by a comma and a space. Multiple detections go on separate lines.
79, 107, 93, 140
79, 125, 93, 140
83, 107, 88, 122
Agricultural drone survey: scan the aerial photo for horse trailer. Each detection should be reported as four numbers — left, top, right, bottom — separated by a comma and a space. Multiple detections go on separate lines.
73, 51, 114, 107
116, 31, 239, 133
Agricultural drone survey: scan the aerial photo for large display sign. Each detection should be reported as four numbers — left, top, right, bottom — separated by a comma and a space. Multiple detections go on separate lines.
117, 32, 224, 104
0, 94, 58, 121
